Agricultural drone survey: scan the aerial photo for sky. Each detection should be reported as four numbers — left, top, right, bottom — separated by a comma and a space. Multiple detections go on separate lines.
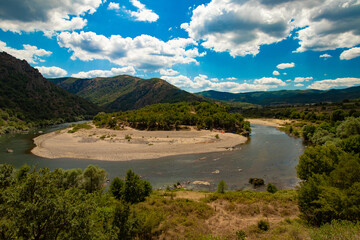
0, 0, 360, 93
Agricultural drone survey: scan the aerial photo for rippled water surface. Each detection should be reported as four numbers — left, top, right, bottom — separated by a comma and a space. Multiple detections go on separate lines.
0, 124, 304, 191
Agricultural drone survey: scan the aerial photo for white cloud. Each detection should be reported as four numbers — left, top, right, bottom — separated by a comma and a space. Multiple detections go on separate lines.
320, 53, 332, 58
71, 67, 136, 78
226, 77, 237, 80
0, 0, 103, 36
340, 47, 360, 60
183, 0, 360, 57
161, 74, 286, 93
294, 77, 313, 83
35, 66, 68, 78
125, 0, 159, 22
57, 31, 204, 72
160, 69, 179, 76
294, 83, 304, 87
273, 70, 280, 76
108, 2, 120, 10
0, 40, 52, 63
277, 62, 295, 69
307, 78, 360, 90
283, 72, 287, 75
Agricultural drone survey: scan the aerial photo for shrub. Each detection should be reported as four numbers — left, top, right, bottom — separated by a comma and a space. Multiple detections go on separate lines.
249, 178, 264, 187
257, 219, 270, 231
217, 180, 228, 194
266, 183, 278, 193
236, 230, 247, 240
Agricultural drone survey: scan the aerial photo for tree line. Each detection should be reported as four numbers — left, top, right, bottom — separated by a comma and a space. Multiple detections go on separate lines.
93, 102, 251, 134
0, 164, 153, 239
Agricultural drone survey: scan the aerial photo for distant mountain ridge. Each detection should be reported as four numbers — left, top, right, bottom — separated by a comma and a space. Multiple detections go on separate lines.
0, 52, 100, 122
197, 87, 360, 105
50, 75, 205, 111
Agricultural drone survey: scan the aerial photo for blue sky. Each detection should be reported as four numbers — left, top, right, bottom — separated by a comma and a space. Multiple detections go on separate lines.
0, 0, 360, 93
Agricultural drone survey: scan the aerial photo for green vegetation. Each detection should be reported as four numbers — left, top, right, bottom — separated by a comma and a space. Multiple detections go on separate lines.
217, 180, 227, 194
258, 219, 270, 231
51, 75, 204, 112
267, 183, 278, 194
197, 87, 360, 106
2, 164, 359, 239
0, 52, 100, 134
93, 102, 251, 134
67, 122, 92, 133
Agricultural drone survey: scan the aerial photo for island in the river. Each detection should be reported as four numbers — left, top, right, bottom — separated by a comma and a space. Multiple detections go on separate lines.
32, 124, 248, 161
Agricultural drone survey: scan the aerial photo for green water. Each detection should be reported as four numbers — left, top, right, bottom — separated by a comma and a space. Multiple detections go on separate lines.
0, 124, 304, 191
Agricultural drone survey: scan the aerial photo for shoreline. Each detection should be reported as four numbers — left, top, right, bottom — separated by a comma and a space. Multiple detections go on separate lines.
32, 125, 248, 161
247, 118, 290, 127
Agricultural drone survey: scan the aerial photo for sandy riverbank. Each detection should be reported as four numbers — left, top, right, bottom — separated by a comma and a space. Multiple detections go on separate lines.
32, 125, 248, 161
247, 118, 291, 127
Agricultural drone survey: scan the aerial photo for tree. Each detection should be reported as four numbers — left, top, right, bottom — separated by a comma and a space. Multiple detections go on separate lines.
124, 170, 152, 204
82, 165, 107, 193
217, 180, 227, 194
110, 177, 125, 200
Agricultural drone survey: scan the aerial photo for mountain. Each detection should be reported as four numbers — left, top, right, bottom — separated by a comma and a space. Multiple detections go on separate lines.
50, 75, 205, 111
0, 52, 100, 122
197, 87, 360, 105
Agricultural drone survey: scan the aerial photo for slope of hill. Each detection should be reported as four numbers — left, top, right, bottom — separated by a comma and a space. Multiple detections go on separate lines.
50, 76, 205, 111
197, 87, 360, 105
0, 52, 100, 125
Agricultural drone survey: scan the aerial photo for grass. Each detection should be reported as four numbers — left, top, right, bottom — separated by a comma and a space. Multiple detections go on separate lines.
122, 189, 360, 239
67, 123, 92, 133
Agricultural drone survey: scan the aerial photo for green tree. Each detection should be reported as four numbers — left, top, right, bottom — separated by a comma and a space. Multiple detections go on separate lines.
217, 180, 228, 194
110, 177, 125, 200
82, 165, 107, 193
124, 170, 152, 204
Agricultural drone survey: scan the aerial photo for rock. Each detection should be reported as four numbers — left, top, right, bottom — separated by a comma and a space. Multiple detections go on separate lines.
7, 149, 14, 153
192, 181, 211, 186
211, 170, 220, 174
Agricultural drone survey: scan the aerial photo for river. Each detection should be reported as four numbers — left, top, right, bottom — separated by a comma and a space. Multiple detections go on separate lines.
0, 123, 304, 191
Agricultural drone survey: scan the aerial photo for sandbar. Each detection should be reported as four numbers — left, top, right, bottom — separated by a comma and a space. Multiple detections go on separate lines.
247, 118, 290, 127
32, 125, 248, 161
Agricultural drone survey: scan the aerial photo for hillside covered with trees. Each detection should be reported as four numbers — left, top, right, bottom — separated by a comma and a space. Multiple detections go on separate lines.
0, 52, 101, 134
93, 101, 251, 134
50, 75, 205, 112
197, 87, 360, 106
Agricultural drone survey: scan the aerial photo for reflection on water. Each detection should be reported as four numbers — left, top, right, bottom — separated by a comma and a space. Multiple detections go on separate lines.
0, 124, 304, 191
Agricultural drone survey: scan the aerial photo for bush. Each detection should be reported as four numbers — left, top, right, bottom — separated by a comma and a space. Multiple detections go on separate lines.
235, 230, 247, 240
217, 180, 228, 194
257, 219, 270, 231
249, 178, 264, 187
266, 183, 278, 193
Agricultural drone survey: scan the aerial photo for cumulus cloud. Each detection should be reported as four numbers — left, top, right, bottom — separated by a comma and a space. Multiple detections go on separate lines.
0, 40, 52, 63
273, 70, 280, 76
125, 0, 159, 22
294, 83, 304, 87
35, 66, 68, 78
161, 74, 286, 93
108, 2, 120, 10
277, 62, 295, 69
340, 47, 360, 60
160, 69, 179, 76
57, 31, 204, 72
0, 0, 103, 36
307, 78, 360, 90
71, 67, 136, 78
320, 53, 332, 58
183, 0, 360, 57
294, 77, 313, 83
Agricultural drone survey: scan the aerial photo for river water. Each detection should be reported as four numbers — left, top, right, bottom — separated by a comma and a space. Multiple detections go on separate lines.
0, 124, 304, 191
